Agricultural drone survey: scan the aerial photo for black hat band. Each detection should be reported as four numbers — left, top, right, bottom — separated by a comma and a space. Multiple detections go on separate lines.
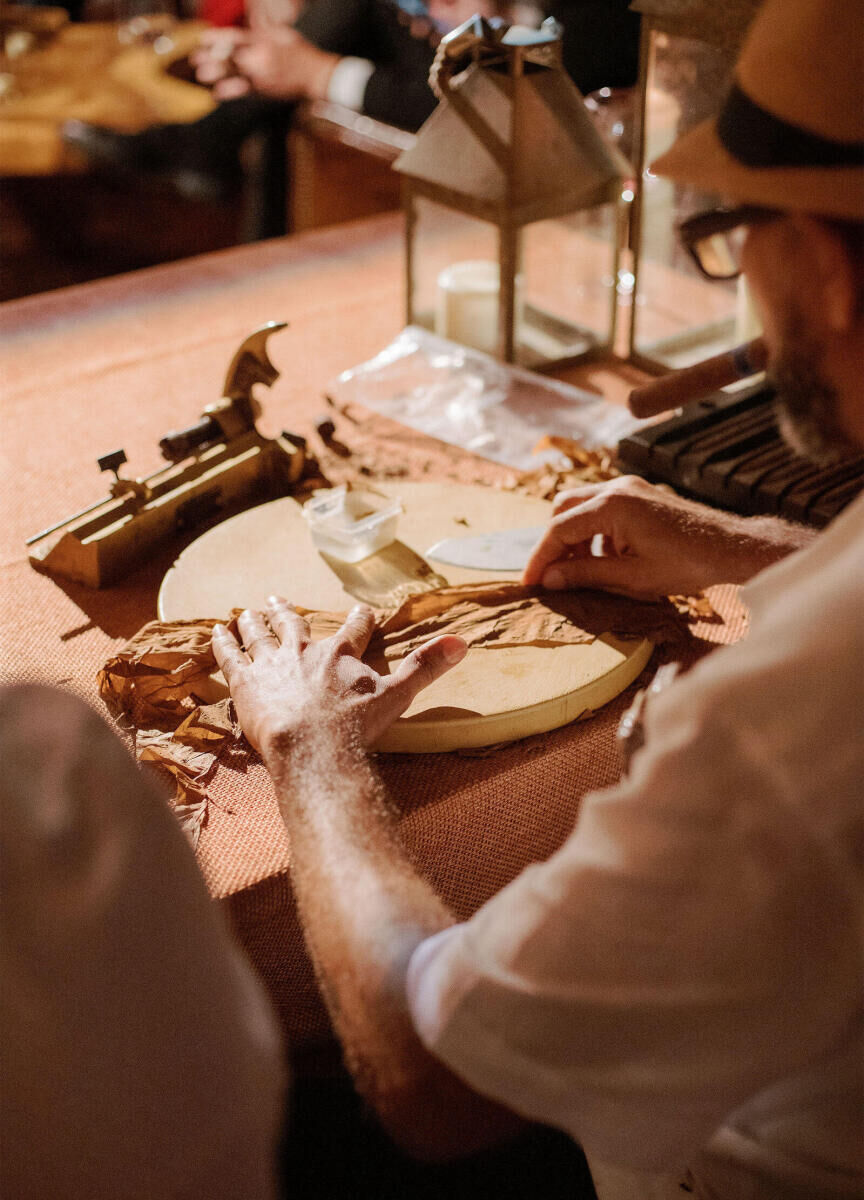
717, 82, 864, 169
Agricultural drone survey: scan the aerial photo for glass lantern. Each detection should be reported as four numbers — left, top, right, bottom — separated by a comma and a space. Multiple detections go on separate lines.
395, 17, 628, 370
627, 0, 763, 370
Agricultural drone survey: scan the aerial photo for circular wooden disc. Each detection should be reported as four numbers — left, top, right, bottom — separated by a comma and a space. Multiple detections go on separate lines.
159, 482, 652, 752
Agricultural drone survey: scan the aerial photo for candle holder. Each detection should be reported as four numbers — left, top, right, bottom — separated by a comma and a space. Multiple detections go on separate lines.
394, 16, 628, 369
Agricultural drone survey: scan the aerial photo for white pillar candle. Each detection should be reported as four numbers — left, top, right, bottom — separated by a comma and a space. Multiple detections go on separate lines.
435, 260, 502, 356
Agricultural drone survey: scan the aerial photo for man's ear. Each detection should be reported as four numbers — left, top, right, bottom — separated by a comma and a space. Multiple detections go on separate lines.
787, 215, 859, 334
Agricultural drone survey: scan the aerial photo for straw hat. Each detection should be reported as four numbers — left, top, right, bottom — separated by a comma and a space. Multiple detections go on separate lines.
652, 0, 864, 220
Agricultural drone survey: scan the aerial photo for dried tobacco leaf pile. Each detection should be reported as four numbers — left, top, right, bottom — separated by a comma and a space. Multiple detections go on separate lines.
502, 436, 620, 501
98, 619, 241, 847
98, 583, 707, 842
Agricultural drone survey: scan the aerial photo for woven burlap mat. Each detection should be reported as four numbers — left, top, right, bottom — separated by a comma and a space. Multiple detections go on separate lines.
0, 235, 747, 1048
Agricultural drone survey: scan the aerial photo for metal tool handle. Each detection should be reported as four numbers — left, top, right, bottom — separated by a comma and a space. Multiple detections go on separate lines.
159, 321, 289, 463
159, 417, 223, 462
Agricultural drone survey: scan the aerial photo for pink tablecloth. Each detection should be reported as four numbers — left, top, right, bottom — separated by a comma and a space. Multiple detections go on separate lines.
0, 214, 746, 1046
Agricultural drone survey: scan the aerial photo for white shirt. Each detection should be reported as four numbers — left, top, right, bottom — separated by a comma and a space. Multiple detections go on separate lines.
408, 493, 864, 1199
327, 56, 376, 111
0, 686, 285, 1199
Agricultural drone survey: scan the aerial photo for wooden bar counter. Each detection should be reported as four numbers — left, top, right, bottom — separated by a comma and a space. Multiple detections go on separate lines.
0, 214, 744, 1050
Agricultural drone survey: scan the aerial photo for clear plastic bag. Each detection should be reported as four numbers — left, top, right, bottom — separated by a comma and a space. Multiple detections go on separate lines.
329, 327, 645, 471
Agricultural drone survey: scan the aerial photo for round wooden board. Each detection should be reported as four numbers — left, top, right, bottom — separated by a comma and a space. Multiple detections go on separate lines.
159, 482, 652, 752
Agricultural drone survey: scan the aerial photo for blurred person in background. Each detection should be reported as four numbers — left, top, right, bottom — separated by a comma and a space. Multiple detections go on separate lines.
62, 0, 638, 203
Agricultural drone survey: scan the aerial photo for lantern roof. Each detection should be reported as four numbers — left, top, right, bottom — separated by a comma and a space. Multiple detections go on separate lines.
394, 63, 629, 225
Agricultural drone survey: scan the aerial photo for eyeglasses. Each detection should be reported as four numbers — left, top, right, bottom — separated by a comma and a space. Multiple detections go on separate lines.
678, 205, 778, 280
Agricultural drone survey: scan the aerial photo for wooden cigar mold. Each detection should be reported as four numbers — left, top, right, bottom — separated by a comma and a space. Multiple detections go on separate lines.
622, 339, 863, 526
27, 323, 306, 588
619, 381, 864, 527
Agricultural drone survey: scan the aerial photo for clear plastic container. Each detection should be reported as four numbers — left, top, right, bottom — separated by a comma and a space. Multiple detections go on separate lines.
302, 486, 402, 563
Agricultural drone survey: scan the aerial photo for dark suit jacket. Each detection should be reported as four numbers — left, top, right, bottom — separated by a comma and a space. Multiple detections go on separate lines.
296, 0, 440, 131
548, 0, 640, 95
297, 0, 640, 132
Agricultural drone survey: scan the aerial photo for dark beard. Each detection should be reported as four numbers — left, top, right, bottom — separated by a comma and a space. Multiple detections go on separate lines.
769, 324, 858, 466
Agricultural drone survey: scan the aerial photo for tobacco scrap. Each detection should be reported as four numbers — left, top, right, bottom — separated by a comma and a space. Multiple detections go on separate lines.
501, 439, 620, 501
533, 436, 619, 477
136, 721, 225, 849
98, 618, 241, 843
668, 592, 721, 622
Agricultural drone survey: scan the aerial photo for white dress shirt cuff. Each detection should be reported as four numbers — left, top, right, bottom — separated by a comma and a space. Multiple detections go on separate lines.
326, 56, 376, 112
406, 925, 466, 1046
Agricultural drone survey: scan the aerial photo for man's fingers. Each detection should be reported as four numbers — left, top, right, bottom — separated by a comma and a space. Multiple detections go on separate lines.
266, 596, 310, 649
213, 75, 252, 99
523, 533, 592, 587
551, 484, 605, 516
237, 609, 279, 660
231, 45, 265, 76
539, 553, 655, 599
212, 624, 248, 681
195, 61, 230, 84
522, 498, 610, 586
336, 605, 376, 658
382, 636, 467, 716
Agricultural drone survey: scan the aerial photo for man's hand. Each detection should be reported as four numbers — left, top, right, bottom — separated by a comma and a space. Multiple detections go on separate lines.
192, 28, 339, 102
212, 596, 467, 758
231, 28, 339, 103
522, 475, 815, 599
191, 29, 251, 96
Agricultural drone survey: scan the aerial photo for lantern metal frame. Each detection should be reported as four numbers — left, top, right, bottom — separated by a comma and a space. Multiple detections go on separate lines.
395, 16, 628, 371
626, 0, 762, 372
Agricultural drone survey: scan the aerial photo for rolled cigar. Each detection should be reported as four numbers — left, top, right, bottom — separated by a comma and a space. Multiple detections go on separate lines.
628, 337, 768, 419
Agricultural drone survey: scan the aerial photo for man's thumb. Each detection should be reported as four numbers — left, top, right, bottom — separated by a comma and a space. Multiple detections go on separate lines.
385, 636, 467, 711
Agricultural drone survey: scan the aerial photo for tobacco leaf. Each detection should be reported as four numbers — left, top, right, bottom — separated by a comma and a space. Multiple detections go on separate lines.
97, 618, 233, 731
291, 584, 694, 662
99, 585, 703, 835
371, 581, 694, 657
98, 621, 241, 843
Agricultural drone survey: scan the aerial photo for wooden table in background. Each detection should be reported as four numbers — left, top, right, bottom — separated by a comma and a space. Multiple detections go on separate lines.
0, 22, 414, 299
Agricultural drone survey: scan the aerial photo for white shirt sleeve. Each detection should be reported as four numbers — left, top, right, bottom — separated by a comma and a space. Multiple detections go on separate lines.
406, 610, 863, 1173
326, 56, 376, 112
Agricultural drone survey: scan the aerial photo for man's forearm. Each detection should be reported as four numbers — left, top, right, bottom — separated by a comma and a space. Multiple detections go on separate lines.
266, 725, 455, 1014
714, 511, 817, 584
212, 600, 520, 1155
264, 727, 524, 1159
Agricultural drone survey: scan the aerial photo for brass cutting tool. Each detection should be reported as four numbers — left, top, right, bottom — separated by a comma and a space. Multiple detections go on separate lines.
27, 322, 306, 588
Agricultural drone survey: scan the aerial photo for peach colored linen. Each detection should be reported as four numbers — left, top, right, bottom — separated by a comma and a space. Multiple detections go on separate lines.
0, 215, 747, 1046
